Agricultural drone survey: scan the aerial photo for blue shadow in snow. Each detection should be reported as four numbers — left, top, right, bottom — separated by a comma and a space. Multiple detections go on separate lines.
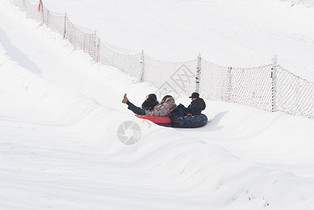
205, 111, 228, 131
0, 27, 41, 75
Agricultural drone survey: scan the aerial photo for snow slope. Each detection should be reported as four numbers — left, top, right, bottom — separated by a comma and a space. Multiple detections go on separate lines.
42, 0, 314, 81
0, 0, 314, 209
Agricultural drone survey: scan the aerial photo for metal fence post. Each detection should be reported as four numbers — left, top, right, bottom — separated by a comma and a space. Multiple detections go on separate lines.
63, 13, 67, 39
139, 50, 145, 82
195, 53, 202, 93
271, 55, 278, 112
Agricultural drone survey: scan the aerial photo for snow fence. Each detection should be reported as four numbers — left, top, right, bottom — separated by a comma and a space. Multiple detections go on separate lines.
11, 0, 314, 119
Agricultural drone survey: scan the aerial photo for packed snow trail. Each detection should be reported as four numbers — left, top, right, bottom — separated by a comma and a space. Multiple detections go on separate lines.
2, 0, 313, 178
1, 0, 314, 209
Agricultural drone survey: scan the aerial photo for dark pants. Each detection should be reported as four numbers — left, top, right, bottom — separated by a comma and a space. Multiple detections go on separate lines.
127, 101, 146, 115
177, 104, 189, 118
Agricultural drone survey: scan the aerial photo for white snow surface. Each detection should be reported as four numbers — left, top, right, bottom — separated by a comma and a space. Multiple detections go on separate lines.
43, 0, 314, 81
0, 0, 314, 209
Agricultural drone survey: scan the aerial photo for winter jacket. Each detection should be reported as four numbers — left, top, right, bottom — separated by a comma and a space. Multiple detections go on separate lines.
187, 98, 206, 115
142, 100, 159, 112
147, 97, 177, 116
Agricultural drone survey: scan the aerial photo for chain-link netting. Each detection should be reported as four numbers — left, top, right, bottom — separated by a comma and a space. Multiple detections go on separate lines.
43, 6, 65, 36
143, 55, 196, 99
200, 61, 273, 112
199, 59, 229, 102
229, 65, 273, 112
65, 17, 96, 59
25, 0, 43, 22
9, 0, 314, 119
98, 42, 142, 80
276, 66, 314, 118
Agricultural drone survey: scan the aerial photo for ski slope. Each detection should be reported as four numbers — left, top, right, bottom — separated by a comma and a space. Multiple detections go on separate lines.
43, 0, 314, 81
1, 0, 314, 209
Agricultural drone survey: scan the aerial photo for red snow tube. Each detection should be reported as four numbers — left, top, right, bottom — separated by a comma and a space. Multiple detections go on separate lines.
135, 115, 171, 125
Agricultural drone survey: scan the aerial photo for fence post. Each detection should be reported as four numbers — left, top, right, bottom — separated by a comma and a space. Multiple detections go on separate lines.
139, 50, 145, 82
63, 13, 67, 39
40, 0, 44, 25
195, 54, 202, 93
95, 37, 100, 63
93, 31, 97, 61
271, 55, 278, 112
227, 67, 233, 102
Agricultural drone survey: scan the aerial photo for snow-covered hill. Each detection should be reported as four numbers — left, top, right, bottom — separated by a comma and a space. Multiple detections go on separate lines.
42, 0, 314, 81
0, 0, 313, 209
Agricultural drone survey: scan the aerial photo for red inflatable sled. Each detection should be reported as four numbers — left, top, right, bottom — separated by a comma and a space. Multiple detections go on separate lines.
135, 114, 208, 128
135, 115, 172, 127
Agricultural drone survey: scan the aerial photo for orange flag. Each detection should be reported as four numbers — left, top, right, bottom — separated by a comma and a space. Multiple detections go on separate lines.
37, 0, 42, 12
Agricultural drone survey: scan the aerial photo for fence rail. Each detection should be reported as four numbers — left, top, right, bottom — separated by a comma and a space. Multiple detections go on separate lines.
11, 0, 314, 119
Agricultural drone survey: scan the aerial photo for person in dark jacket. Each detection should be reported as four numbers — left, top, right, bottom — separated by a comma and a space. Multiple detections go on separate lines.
176, 92, 206, 118
141, 94, 159, 112
122, 93, 159, 115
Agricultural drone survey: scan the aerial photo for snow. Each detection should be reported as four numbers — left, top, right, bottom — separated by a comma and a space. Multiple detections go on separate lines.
0, 0, 314, 209
43, 0, 314, 81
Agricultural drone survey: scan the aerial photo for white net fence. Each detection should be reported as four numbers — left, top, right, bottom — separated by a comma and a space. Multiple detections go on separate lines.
200, 61, 273, 112
25, 0, 43, 22
143, 55, 196, 99
64, 17, 97, 59
199, 60, 231, 102
98, 42, 142, 79
43, 7, 65, 36
276, 66, 314, 118
11, 0, 314, 119
227, 65, 273, 112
